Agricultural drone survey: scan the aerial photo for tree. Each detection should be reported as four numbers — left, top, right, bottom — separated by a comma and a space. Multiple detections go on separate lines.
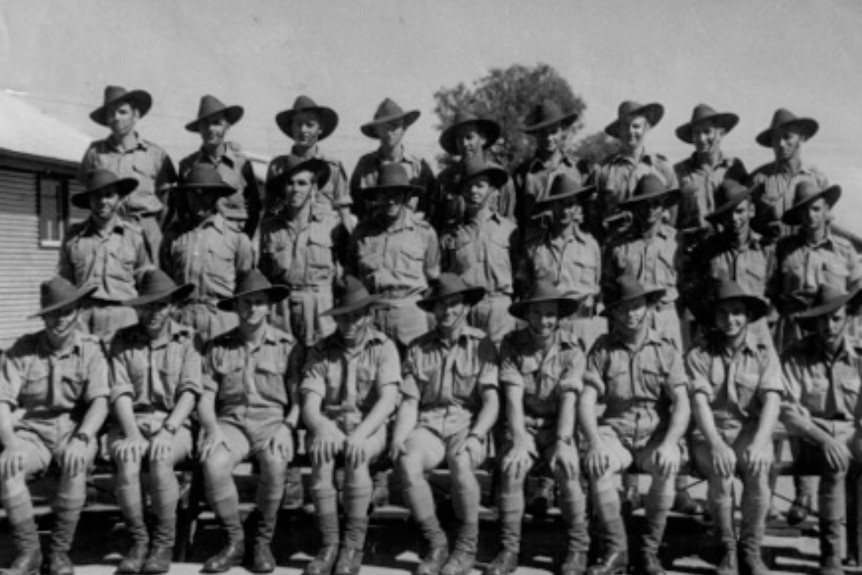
432, 63, 586, 172
571, 131, 622, 169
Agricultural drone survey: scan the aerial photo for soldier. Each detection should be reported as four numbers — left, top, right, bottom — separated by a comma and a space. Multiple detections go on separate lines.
108, 270, 200, 575
514, 100, 586, 228
485, 281, 589, 575
750, 108, 828, 240
161, 165, 254, 347
432, 110, 516, 232
197, 270, 304, 573
593, 101, 678, 239
268, 96, 354, 231
347, 163, 440, 355
58, 169, 151, 342
300, 277, 401, 575
440, 157, 518, 345
259, 156, 347, 347
579, 275, 691, 575
351, 98, 436, 220
80, 85, 177, 264
687, 280, 781, 575
780, 284, 862, 575
0, 277, 109, 575
177, 94, 262, 238
673, 104, 748, 232
391, 274, 500, 575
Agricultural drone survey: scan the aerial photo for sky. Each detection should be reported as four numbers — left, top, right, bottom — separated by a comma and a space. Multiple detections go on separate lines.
0, 0, 860, 228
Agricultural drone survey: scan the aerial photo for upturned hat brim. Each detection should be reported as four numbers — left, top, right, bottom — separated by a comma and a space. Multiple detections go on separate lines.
604, 103, 664, 137
439, 118, 501, 156
710, 294, 770, 324
705, 187, 754, 223
509, 295, 582, 320
535, 184, 596, 207
217, 285, 290, 312
523, 111, 579, 134
361, 109, 421, 139
90, 90, 153, 127
676, 112, 739, 144
756, 118, 819, 148
321, 294, 381, 317
362, 182, 423, 197
601, 286, 665, 317
123, 283, 195, 308
185, 105, 244, 132
29, 285, 97, 319
276, 107, 339, 141
781, 185, 841, 226
172, 181, 236, 197
269, 158, 332, 192
417, 286, 486, 312
795, 286, 862, 327
618, 187, 681, 209
71, 177, 139, 210
460, 165, 509, 191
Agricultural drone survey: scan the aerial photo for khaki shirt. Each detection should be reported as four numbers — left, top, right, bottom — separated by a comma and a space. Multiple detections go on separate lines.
750, 161, 829, 238
161, 213, 254, 301
350, 147, 436, 218
500, 328, 583, 420
0, 330, 109, 416
267, 146, 351, 210
673, 153, 749, 229
520, 226, 601, 298
110, 320, 202, 413
687, 331, 782, 427
769, 232, 859, 308
79, 133, 177, 215
203, 325, 303, 415
441, 208, 518, 295
514, 151, 587, 227
603, 224, 681, 305
300, 328, 400, 415
58, 217, 151, 302
348, 210, 440, 296
584, 329, 687, 437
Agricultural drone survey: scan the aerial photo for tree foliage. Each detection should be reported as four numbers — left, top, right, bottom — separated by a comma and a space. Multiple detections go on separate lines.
571, 131, 622, 169
432, 63, 586, 172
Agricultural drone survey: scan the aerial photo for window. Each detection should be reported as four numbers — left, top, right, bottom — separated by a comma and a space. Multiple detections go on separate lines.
38, 176, 67, 247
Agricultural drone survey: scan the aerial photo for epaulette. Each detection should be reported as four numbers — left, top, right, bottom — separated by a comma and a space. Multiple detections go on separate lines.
226, 141, 242, 152
140, 139, 166, 152
268, 325, 296, 345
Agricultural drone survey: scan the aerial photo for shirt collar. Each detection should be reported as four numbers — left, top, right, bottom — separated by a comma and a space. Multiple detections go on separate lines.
39, 330, 83, 359
107, 132, 147, 153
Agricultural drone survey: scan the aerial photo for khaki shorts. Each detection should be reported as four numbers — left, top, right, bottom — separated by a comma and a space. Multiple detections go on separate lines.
218, 416, 286, 460
108, 412, 194, 463
594, 425, 687, 475
13, 415, 98, 476
404, 425, 486, 469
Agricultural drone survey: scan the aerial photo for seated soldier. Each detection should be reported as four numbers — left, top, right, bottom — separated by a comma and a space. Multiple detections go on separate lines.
108, 270, 201, 574
391, 274, 500, 575
0, 277, 109, 575
687, 280, 781, 575
197, 271, 304, 573
579, 275, 691, 575
300, 277, 400, 575
486, 281, 589, 575
780, 284, 862, 575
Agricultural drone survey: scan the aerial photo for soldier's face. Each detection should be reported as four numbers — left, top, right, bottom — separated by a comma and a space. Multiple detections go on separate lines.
634, 198, 664, 227
335, 309, 371, 341
107, 102, 138, 138
237, 293, 270, 327
526, 302, 559, 339
188, 189, 217, 219
434, 295, 468, 329
800, 198, 829, 232
199, 113, 230, 148
287, 170, 315, 210
464, 176, 494, 209
44, 306, 78, 339
815, 306, 848, 348
773, 127, 805, 162
723, 199, 754, 235
715, 300, 749, 338
379, 189, 408, 220
291, 112, 322, 146
612, 296, 648, 331
456, 125, 487, 159
89, 188, 121, 221
375, 120, 405, 149
536, 123, 565, 154
618, 115, 649, 150
692, 122, 725, 154
138, 301, 173, 334
552, 198, 583, 226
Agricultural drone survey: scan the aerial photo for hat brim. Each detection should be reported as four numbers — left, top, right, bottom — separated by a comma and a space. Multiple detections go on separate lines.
29, 285, 98, 319
417, 286, 486, 312
781, 185, 841, 226
216, 285, 290, 312
618, 187, 681, 209
270, 159, 332, 192
509, 296, 582, 321
523, 111, 579, 134
362, 182, 423, 198
439, 118, 501, 156
535, 184, 596, 207
90, 90, 153, 127
123, 283, 195, 308
676, 112, 740, 144
755, 118, 819, 148
795, 287, 862, 329
710, 294, 770, 325
704, 187, 754, 224
601, 287, 665, 317
185, 105, 245, 133
321, 295, 381, 317
71, 177, 139, 210
275, 107, 339, 141
604, 103, 665, 138
360, 110, 421, 139
461, 166, 509, 191
173, 182, 236, 197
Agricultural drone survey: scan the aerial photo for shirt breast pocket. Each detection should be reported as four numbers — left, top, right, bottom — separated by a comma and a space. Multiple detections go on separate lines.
453, 354, 479, 400
606, 365, 633, 402
733, 371, 760, 412
206, 242, 235, 290
20, 363, 50, 409
822, 260, 850, 289
306, 229, 334, 271
638, 367, 666, 400
397, 238, 426, 279
60, 370, 86, 407
213, 363, 245, 403
256, 358, 287, 399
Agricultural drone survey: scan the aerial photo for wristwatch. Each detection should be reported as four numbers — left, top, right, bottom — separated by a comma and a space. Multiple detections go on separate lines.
556, 435, 574, 446
467, 432, 485, 444
162, 422, 178, 435
73, 432, 90, 445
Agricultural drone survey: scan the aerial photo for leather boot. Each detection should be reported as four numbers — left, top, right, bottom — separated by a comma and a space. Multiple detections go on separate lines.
485, 550, 518, 575
637, 552, 665, 575
201, 539, 245, 573
5, 515, 42, 575
560, 551, 588, 575
440, 549, 476, 575
116, 541, 150, 575
819, 518, 844, 575
587, 551, 628, 575
49, 507, 81, 575
141, 547, 173, 575
47, 552, 75, 575
416, 545, 448, 575
251, 544, 276, 574
716, 546, 738, 575
333, 546, 363, 575
304, 545, 338, 575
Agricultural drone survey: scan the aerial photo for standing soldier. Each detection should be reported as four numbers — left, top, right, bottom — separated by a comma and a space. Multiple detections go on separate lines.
268, 96, 354, 231
440, 157, 518, 345
687, 280, 781, 575
780, 284, 862, 575
59, 169, 151, 342
0, 277, 109, 575
108, 270, 200, 575
750, 108, 828, 240
391, 274, 499, 575
347, 163, 440, 355
197, 271, 304, 573
259, 156, 347, 347
177, 94, 262, 238
350, 98, 436, 220
161, 165, 254, 347
579, 275, 691, 575
485, 282, 589, 575
300, 277, 401, 575
514, 100, 586, 228
593, 101, 678, 239
673, 104, 748, 232
80, 85, 177, 264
